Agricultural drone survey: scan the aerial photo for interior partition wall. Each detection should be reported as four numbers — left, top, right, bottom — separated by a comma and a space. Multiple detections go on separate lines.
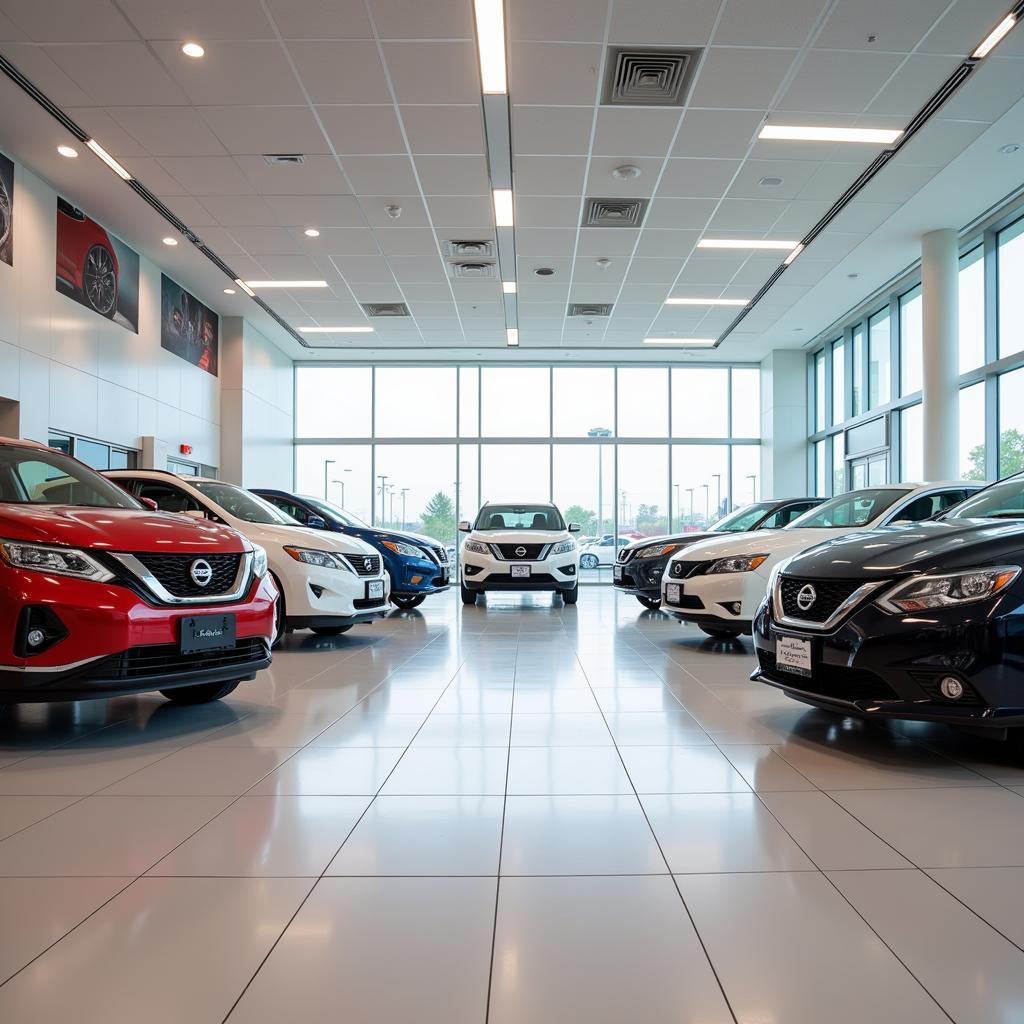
295, 364, 759, 583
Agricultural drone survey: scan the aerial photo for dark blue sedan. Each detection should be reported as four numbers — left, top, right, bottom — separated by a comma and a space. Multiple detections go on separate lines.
253, 489, 451, 609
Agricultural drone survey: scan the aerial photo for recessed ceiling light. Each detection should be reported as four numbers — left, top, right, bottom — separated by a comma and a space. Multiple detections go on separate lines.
181, 41, 205, 58
162, 237, 178, 246
223, 288, 236, 294
506, 327, 519, 347
999, 143, 1022, 155
697, 238, 799, 250
385, 204, 402, 219
595, 258, 612, 268
973, 14, 1016, 59
502, 281, 516, 293
493, 188, 513, 227
243, 280, 329, 289
534, 267, 555, 277
299, 326, 375, 334
644, 337, 716, 346
304, 228, 320, 237
57, 144, 78, 158
612, 164, 642, 180
783, 243, 805, 266
473, 0, 507, 94
665, 297, 748, 307
86, 139, 131, 181
758, 176, 784, 186
759, 125, 902, 144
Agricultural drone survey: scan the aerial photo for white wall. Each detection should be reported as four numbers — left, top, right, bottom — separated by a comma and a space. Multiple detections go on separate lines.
760, 349, 808, 498
0, 153, 220, 466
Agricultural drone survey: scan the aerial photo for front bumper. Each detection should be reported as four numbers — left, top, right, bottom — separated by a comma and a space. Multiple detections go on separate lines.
751, 595, 1024, 730
387, 552, 451, 597
462, 552, 578, 592
281, 562, 391, 625
612, 556, 669, 599
662, 567, 768, 632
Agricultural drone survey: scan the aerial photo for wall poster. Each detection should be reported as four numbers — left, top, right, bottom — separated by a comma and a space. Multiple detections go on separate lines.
0, 151, 13, 267
160, 274, 219, 376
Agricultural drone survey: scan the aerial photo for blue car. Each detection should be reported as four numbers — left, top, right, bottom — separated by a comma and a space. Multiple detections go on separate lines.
253, 490, 451, 609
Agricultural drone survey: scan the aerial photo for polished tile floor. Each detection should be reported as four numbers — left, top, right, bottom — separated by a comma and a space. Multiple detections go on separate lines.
2, 588, 1024, 1022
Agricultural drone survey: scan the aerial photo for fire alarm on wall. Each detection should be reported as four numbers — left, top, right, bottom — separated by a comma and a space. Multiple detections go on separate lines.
179, 444, 193, 456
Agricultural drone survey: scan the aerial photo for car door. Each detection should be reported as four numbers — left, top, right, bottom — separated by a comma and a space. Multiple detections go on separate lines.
882, 489, 968, 525
262, 494, 312, 525
762, 501, 820, 528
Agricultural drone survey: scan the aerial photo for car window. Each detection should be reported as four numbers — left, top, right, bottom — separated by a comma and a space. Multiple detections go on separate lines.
888, 490, 965, 523
193, 481, 299, 525
944, 479, 1024, 520
788, 488, 910, 529
263, 495, 309, 523
761, 502, 818, 528
302, 497, 367, 528
136, 481, 207, 516
474, 505, 566, 530
711, 502, 776, 532
0, 449, 138, 508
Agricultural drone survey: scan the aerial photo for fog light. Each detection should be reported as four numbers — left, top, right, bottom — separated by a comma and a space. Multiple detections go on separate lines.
26, 628, 46, 648
411, 575, 423, 585
940, 676, 964, 700
729, 602, 741, 615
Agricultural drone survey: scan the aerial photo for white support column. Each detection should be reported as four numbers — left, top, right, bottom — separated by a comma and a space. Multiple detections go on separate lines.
921, 229, 959, 480
760, 349, 807, 498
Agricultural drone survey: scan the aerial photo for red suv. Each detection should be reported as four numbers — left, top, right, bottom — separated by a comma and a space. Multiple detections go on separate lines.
0, 438, 277, 708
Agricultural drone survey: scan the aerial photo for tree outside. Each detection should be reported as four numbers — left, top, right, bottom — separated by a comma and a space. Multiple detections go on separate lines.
563, 504, 597, 534
964, 429, 1023, 481
419, 491, 456, 544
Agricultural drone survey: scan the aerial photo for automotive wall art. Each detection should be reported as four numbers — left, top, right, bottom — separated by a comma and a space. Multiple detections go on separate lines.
160, 274, 219, 376
0, 150, 13, 268
55, 197, 139, 332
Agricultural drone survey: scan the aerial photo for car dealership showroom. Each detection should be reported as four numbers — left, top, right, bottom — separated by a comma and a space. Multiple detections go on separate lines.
5, 0, 1024, 1021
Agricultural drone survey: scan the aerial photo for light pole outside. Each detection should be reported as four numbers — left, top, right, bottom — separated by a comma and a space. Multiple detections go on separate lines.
747, 474, 757, 502
712, 473, 722, 519
376, 474, 388, 526
324, 459, 335, 500
330, 468, 351, 507
701, 483, 709, 526
400, 487, 410, 530
588, 427, 612, 536
673, 483, 681, 531
685, 488, 694, 528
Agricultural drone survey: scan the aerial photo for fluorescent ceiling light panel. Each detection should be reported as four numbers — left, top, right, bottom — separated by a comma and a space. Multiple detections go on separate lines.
299, 326, 374, 334
973, 14, 1016, 58
697, 238, 798, 250
784, 243, 805, 266
665, 297, 747, 306
644, 338, 716, 346
473, 0, 508, 94
243, 280, 328, 289
502, 281, 516, 293
234, 279, 256, 297
759, 125, 902, 144
493, 189, 514, 227
86, 139, 131, 181
506, 327, 519, 346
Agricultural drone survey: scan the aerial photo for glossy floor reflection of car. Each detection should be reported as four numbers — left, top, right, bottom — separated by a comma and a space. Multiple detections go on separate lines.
2, 590, 1024, 1023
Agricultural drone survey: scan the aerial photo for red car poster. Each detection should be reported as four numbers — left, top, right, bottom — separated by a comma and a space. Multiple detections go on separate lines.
160, 274, 219, 376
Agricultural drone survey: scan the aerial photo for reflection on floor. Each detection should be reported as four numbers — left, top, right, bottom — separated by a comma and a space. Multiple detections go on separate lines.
1, 588, 1024, 1022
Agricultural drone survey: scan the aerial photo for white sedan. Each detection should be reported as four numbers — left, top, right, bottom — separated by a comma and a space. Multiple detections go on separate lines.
579, 536, 633, 569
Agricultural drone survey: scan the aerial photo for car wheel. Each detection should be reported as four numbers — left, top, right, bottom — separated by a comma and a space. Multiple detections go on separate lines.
392, 594, 426, 609
83, 244, 118, 318
161, 680, 240, 704
637, 595, 662, 610
310, 625, 353, 636
461, 584, 478, 605
698, 624, 743, 640
580, 554, 599, 570
270, 574, 286, 649
562, 584, 579, 605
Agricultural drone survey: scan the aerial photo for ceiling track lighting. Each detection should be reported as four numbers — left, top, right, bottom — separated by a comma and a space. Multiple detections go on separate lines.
665, 297, 748, 307
473, 0, 508, 94
972, 13, 1017, 58
759, 125, 903, 144
86, 139, 131, 181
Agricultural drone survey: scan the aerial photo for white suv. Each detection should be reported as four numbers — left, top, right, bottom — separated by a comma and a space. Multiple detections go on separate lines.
459, 502, 580, 605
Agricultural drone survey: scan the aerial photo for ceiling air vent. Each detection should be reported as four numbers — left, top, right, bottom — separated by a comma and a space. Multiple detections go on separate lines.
602, 47, 700, 107
262, 153, 305, 165
445, 239, 495, 259
568, 303, 613, 317
583, 197, 649, 228
449, 261, 497, 280
361, 302, 410, 317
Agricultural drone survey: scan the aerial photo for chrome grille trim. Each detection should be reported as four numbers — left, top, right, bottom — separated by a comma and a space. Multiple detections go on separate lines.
109, 551, 253, 606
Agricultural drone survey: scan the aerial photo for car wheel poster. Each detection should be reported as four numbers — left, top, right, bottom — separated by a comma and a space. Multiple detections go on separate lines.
160, 274, 219, 376
0, 151, 13, 267
55, 197, 140, 332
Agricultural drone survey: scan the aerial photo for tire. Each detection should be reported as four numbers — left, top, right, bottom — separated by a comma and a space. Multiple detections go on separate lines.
637, 595, 662, 610
461, 584, 478, 605
562, 584, 579, 605
83, 244, 118, 318
270, 574, 286, 649
161, 679, 240, 704
699, 624, 743, 640
580, 554, 599, 570
391, 593, 426, 609
310, 624, 353, 636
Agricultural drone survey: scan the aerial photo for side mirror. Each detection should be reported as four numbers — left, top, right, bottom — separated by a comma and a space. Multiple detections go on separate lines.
568, 523, 581, 533
458, 520, 471, 532
138, 496, 159, 511
306, 515, 327, 530
181, 508, 207, 520
889, 519, 914, 526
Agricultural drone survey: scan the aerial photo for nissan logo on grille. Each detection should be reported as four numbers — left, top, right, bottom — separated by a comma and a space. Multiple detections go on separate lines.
363, 557, 374, 572
515, 546, 527, 557
189, 559, 213, 588
796, 584, 817, 612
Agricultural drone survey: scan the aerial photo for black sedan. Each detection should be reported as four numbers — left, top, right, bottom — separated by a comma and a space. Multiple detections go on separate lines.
614, 497, 822, 609
751, 474, 1024, 740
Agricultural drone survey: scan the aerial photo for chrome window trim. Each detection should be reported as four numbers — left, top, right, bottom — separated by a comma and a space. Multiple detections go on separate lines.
109, 551, 254, 605
772, 575, 889, 632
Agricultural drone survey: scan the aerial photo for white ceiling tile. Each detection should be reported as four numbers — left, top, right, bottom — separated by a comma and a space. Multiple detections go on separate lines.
415, 154, 491, 195
158, 156, 254, 194
375, 228, 441, 255
228, 226, 304, 255
941, 57, 1024, 123
585, 156, 662, 197
425, 195, 493, 226
401, 106, 485, 153
919, 0, 1021, 56
855, 162, 940, 204
609, 0, 719, 45
779, 50, 905, 114
727, 158, 820, 200
516, 228, 579, 257
795, 161, 866, 201
592, 108, 680, 157
116, 0, 273, 38
623, 259, 685, 284
632, 229, 699, 258
289, 41, 392, 104
817, 0, 952, 52
162, 196, 220, 226
41, 42, 188, 105
105, 106, 226, 157
65, 107, 149, 158
575, 228, 640, 257
255, 253, 323, 278
512, 106, 594, 155
516, 196, 584, 229
401, 282, 455, 301
707, 197, 792, 232
646, 196, 718, 229
386, 255, 448, 282
670, 109, 764, 159
570, 259, 627, 284
511, 0, 609, 42
0, 0, 134, 41
294, 299, 365, 317
510, 42, 604, 105
0, 43, 94, 104
410, 301, 458, 317
198, 105, 328, 156
236, 154, 350, 195
190, 225, 244, 254
768, 199, 832, 235
826, 201, 900, 236
673, 255, 745, 285
657, 158, 741, 198
689, 47, 798, 108
329, 254, 394, 281
339, 154, 419, 194
318, 105, 406, 154
792, 232, 862, 261
865, 54, 962, 117
515, 155, 588, 195
715, 0, 828, 46
382, 41, 480, 104
364, 196, 430, 227
187, 195, 277, 226
894, 118, 989, 166
369, 0, 475, 39
308, 227, 379, 254
265, 195, 366, 227
265, 0, 372, 38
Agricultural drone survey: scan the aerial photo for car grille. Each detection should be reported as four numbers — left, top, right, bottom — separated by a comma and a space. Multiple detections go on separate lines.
778, 577, 865, 623
668, 559, 712, 579
493, 543, 547, 560
354, 596, 386, 609
758, 650, 898, 702
132, 552, 242, 597
96, 638, 269, 681
430, 545, 448, 565
343, 554, 382, 576
617, 548, 633, 563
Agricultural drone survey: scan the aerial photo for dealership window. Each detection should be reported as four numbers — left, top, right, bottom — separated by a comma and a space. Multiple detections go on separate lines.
959, 246, 985, 373
899, 286, 922, 397
814, 351, 826, 432
552, 368, 614, 437
959, 382, 985, 480
671, 367, 729, 438
832, 433, 845, 493
998, 366, 1024, 478
731, 367, 760, 437
900, 404, 923, 482
814, 441, 826, 496
617, 367, 668, 437
867, 309, 891, 409
296, 367, 372, 438
375, 368, 455, 438
831, 339, 845, 425
49, 431, 135, 471
998, 216, 1024, 359
851, 326, 865, 416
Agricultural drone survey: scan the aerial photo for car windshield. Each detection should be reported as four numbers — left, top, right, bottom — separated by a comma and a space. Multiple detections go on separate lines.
943, 477, 1024, 520
711, 502, 776, 532
303, 496, 369, 528
786, 488, 909, 529
474, 505, 565, 530
0, 446, 140, 508
193, 481, 299, 525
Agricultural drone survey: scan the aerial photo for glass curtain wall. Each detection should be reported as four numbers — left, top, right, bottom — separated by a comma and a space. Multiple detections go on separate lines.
295, 364, 760, 584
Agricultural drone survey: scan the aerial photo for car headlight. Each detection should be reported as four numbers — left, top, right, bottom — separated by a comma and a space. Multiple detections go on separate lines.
635, 543, 680, 559
551, 539, 576, 555
0, 541, 114, 582
464, 539, 489, 555
251, 543, 268, 578
877, 566, 1020, 613
283, 546, 349, 571
382, 539, 424, 558
707, 554, 769, 574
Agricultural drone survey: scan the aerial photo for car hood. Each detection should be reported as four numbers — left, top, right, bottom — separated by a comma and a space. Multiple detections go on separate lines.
627, 531, 720, 553
468, 529, 568, 544
0, 505, 246, 553
781, 519, 1024, 580
231, 519, 378, 556
674, 527, 856, 563
363, 527, 444, 551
